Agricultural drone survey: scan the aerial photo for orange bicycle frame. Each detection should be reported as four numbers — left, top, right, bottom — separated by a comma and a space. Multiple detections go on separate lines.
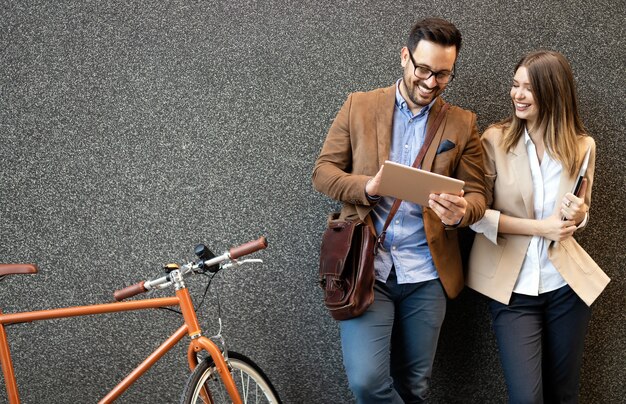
0, 288, 242, 404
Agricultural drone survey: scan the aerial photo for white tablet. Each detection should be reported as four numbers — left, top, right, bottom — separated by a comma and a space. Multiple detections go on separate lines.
377, 160, 465, 206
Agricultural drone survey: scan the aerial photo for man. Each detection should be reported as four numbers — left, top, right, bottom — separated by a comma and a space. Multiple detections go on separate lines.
312, 18, 486, 403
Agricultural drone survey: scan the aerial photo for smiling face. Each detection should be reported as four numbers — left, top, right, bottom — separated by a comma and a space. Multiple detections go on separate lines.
510, 66, 539, 129
400, 40, 457, 114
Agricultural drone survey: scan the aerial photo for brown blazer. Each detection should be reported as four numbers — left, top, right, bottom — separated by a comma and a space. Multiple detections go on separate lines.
466, 126, 610, 306
312, 85, 487, 298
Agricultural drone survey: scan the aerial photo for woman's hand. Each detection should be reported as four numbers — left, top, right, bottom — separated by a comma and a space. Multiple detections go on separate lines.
538, 214, 577, 242
561, 178, 589, 225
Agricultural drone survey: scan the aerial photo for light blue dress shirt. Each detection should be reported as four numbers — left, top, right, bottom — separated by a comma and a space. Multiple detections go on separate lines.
371, 80, 438, 284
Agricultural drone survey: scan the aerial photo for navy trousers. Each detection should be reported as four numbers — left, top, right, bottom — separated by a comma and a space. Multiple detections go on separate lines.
489, 285, 591, 404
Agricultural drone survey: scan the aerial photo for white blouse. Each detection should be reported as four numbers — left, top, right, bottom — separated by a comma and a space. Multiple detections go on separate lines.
512, 131, 567, 295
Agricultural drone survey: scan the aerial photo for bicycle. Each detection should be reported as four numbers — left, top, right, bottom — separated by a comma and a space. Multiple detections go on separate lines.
0, 236, 281, 404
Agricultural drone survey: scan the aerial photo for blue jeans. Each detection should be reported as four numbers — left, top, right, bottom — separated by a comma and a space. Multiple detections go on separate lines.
489, 285, 591, 404
339, 271, 446, 403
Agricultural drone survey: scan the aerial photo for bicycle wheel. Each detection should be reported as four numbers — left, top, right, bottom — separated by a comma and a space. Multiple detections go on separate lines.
181, 351, 281, 404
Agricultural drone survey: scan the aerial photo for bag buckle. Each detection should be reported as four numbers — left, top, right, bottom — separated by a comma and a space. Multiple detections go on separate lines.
374, 231, 387, 256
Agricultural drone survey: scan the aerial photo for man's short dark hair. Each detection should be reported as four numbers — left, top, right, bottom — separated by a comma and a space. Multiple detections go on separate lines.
407, 18, 462, 54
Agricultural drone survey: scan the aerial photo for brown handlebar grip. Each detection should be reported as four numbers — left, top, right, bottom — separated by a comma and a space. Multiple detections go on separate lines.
0, 264, 38, 276
113, 281, 147, 301
229, 236, 268, 259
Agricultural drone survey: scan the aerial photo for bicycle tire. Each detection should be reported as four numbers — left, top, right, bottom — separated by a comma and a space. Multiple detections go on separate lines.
180, 351, 281, 404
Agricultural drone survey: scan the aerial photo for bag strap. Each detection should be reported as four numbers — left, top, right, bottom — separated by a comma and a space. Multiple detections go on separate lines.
375, 102, 450, 253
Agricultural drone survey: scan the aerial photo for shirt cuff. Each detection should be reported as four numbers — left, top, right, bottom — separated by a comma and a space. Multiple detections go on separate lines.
576, 212, 589, 229
469, 209, 500, 244
365, 191, 380, 202
443, 217, 462, 229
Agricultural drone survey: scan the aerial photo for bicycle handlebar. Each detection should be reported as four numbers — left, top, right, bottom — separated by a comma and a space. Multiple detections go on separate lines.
113, 237, 267, 301
229, 236, 267, 259
113, 281, 147, 301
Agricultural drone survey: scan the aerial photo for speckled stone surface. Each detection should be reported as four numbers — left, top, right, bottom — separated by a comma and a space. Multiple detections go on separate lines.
1, 1, 624, 403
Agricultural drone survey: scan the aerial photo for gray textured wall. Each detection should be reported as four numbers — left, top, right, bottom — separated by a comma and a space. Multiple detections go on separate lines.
1, 0, 624, 403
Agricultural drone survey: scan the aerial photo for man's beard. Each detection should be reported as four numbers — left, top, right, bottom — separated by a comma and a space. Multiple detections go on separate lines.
402, 74, 443, 108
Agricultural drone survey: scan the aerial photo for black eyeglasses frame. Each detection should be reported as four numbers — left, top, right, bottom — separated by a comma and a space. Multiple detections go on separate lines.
406, 48, 455, 84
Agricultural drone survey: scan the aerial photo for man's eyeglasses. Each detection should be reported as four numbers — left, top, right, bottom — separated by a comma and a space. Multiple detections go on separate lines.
407, 49, 455, 84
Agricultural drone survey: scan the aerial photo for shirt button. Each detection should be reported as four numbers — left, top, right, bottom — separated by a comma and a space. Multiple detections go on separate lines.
395, 220, 400, 224
404, 144, 409, 149
392, 246, 397, 250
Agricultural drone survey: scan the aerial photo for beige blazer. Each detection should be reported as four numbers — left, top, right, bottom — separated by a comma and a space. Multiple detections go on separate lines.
466, 126, 610, 306
313, 85, 487, 298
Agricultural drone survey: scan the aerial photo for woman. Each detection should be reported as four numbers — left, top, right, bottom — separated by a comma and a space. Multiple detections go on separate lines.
467, 50, 610, 403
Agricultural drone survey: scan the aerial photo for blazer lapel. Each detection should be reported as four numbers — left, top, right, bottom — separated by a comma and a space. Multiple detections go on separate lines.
376, 85, 396, 168
420, 97, 445, 171
511, 136, 535, 219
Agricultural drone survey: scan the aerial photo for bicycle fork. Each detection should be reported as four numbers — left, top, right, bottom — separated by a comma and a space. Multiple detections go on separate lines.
174, 270, 243, 404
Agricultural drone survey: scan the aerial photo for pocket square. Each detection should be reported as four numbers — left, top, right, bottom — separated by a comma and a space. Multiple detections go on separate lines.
436, 139, 456, 154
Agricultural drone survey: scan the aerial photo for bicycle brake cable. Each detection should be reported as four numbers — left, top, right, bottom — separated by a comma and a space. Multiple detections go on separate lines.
195, 270, 219, 313
156, 265, 220, 316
